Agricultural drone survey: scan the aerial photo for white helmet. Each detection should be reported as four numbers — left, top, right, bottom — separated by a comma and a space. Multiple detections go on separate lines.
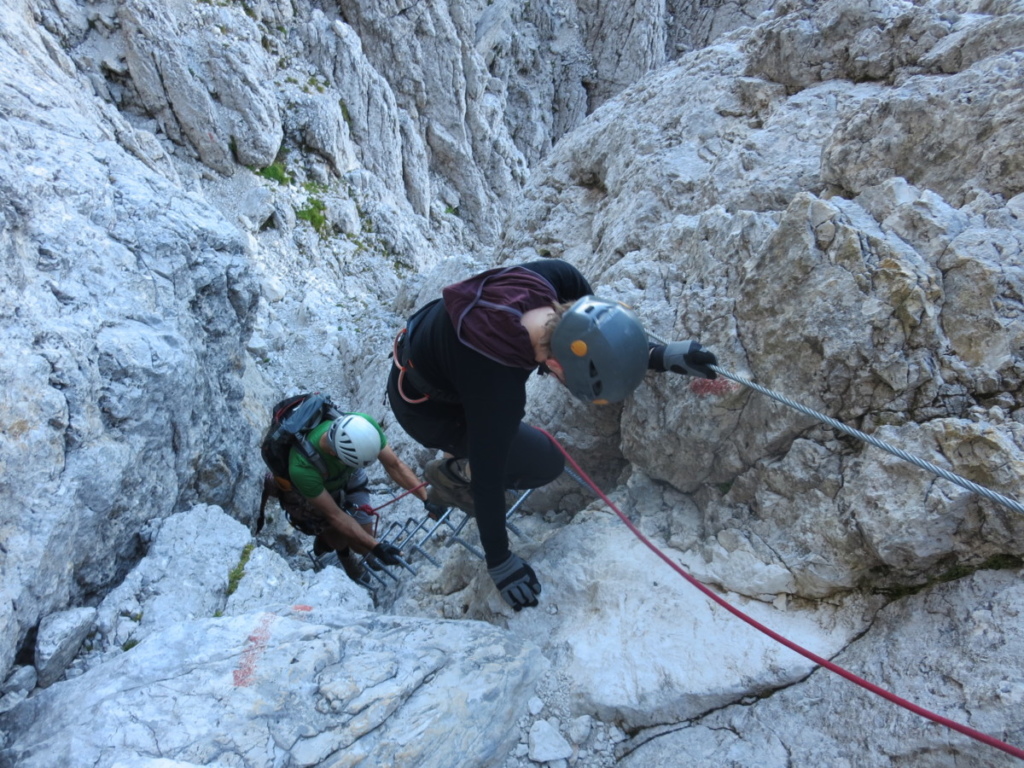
328, 414, 382, 468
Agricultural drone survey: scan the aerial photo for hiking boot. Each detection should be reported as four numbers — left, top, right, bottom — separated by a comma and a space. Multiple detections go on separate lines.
338, 551, 370, 584
425, 458, 475, 515
312, 534, 332, 558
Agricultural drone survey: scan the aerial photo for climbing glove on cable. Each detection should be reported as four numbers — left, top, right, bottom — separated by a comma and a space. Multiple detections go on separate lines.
488, 552, 541, 611
661, 340, 718, 379
371, 542, 403, 566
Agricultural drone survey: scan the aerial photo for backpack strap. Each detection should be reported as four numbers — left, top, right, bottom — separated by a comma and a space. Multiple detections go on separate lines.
282, 394, 336, 479
294, 433, 330, 478
407, 297, 441, 340
443, 266, 556, 368
257, 482, 270, 533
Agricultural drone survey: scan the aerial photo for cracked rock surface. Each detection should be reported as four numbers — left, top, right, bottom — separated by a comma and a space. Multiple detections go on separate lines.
2, 0, 1023, 766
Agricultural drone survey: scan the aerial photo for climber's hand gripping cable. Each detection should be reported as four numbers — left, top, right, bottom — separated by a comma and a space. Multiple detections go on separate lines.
653, 340, 718, 379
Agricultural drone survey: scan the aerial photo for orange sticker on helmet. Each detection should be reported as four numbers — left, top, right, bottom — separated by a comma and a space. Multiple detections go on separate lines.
570, 340, 588, 356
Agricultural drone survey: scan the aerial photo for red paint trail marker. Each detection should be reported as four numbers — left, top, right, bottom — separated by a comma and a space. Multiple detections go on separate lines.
233, 613, 276, 687
689, 377, 740, 397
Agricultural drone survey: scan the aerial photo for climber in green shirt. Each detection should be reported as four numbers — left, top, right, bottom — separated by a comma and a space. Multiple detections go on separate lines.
264, 412, 429, 583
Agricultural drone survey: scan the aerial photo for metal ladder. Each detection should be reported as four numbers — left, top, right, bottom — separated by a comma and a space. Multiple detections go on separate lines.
312, 465, 590, 591
355, 487, 533, 588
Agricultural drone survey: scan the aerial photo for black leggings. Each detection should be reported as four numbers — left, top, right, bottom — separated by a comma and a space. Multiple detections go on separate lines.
387, 366, 564, 490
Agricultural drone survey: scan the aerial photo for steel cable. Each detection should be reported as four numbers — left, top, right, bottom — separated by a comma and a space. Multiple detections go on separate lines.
645, 329, 1023, 516
707, 364, 1024, 516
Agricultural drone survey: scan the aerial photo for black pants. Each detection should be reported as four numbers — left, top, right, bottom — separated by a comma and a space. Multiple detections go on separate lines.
387, 365, 564, 490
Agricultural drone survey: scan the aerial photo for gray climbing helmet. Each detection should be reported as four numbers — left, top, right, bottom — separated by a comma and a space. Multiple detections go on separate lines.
550, 296, 649, 404
328, 414, 382, 468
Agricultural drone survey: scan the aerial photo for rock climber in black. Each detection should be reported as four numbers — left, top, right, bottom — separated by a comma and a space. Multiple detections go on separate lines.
388, 258, 717, 610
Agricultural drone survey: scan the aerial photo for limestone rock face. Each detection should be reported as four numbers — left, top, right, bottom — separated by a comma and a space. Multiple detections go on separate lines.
499, 0, 1024, 604
117, 0, 284, 174
0, 504, 547, 766
501, 511, 878, 728
90, 506, 257, 662
0, 2, 263, 691
2, 0, 1024, 766
617, 569, 1024, 768
0, 606, 547, 768
33, 607, 95, 688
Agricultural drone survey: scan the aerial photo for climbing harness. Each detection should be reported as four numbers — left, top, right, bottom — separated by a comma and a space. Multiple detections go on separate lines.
392, 327, 463, 405
392, 329, 429, 404
544, 429, 1024, 762
391, 297, 464, 405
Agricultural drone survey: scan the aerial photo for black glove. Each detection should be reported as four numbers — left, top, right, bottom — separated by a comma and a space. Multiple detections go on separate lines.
423, 499, 447, 520
662, 340, 717, 379
487, 553, 541, 611
371, 542, 403, 566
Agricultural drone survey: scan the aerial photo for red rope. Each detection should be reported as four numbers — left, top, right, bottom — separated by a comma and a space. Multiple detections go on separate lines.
538, 428, 1024, 762
367, 481, 428, 514
356, 481, 428, 536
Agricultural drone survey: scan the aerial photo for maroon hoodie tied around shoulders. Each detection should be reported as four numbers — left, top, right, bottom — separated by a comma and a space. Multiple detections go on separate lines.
443, 266, 558, 369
